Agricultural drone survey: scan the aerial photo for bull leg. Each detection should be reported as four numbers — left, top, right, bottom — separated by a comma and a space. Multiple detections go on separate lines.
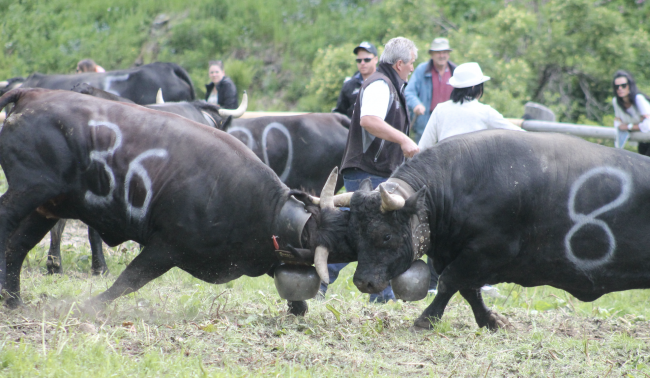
412, 280, 458, 331
47, 219, 67, 275
5, 212, 59, 308
0, 188, 58, 297
459, 288, 512, 331
89, 243, 175, 306
88, 227, 108, 276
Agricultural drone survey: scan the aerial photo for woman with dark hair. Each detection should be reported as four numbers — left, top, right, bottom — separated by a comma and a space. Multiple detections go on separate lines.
204, 60, 238, 109
611, 70, 650, 151
418, 62, 522, 151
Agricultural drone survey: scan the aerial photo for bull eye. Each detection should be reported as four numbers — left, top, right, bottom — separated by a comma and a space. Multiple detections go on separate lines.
383, 234, 392, 242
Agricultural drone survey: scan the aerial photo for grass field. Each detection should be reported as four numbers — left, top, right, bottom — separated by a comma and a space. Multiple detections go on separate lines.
0, 222, 649, 377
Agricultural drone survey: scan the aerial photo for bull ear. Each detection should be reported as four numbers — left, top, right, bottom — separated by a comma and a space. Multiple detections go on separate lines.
219, 115, 233, 130
403, 186, 428, 215
359, 178, 373, 192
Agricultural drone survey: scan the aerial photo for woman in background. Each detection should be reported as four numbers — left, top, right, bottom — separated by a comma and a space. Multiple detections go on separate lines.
611, 70, 650, 152
204, 60, 238, 109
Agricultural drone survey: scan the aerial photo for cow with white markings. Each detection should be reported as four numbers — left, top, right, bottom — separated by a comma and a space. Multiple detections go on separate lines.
342, 129, 650, 331
0, 62, 195, 105
0, 88, 354, 315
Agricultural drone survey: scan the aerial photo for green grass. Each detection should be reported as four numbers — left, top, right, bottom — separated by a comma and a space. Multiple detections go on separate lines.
1, 239, 649, 377
0, 170, 649, 376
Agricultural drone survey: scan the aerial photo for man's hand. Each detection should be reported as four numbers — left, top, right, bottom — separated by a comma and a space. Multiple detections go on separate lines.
400, 137, 419, 158
413, 104, 425, 116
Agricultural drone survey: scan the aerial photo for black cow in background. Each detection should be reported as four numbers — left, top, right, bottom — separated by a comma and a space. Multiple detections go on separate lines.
0, 88, 354, 316
224, 114, 349, 193
345, 130, 650, 331
0, 62, 195, 104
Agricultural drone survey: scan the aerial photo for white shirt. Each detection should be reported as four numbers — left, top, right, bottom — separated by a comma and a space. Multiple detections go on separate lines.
359, 80, 390, 120
418, 99, 523, 151
612, 94, 650, 132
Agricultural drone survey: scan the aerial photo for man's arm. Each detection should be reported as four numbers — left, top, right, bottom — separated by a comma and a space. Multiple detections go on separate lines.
360, 116, 419, 158
333, 83, 350, 115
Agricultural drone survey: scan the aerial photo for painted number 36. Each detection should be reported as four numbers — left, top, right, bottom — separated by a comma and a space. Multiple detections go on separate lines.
85, 120, 168, 222
564, 166, 631, 270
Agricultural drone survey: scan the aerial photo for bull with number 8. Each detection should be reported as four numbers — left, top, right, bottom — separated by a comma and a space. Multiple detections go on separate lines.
0, 88, 355, 314
342, 129, 650, 331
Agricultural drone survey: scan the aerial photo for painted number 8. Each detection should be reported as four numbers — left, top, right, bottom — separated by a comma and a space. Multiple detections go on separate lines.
564, 167, 631, 270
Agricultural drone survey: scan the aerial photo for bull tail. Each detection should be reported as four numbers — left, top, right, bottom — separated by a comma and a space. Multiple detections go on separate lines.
0, 88, 26, 116
171, 64, 196, 100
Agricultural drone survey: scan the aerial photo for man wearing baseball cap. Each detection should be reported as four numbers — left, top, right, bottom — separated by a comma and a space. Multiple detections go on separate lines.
333, 42, 379, 118
404, 37, 457, 142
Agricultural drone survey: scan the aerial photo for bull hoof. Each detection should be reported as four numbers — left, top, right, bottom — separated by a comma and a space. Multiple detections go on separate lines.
46, 257, 62, 275
91, 267, 109, 277
413, 316, 437, 330
486, 311, 513, 331
287, 300, 308, 316
4, 294, 23, 309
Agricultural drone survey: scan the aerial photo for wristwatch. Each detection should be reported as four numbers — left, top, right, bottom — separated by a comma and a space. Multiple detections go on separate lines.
628, 123, 634, 130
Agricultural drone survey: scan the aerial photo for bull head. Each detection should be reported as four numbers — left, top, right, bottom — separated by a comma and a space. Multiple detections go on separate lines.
218, 91, 248, 118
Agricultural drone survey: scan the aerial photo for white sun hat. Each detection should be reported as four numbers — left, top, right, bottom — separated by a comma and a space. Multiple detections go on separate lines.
448, 62, 491, 88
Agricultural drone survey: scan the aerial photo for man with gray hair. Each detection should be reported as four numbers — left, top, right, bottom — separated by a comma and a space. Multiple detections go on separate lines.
336, 37, 419, 303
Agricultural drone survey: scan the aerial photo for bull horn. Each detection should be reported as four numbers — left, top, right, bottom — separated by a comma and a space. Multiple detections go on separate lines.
379, 184, 405, 212
319, 167, 339, 209
309, 192, 353, 207
218, 91, 248, 118
156, 88, 164, 104
314, 245, 330, 284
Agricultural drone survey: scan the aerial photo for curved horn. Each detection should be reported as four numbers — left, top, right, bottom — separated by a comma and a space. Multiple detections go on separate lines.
333, 192, 353, 207
319, 167, 339, 209
309, 192, 353, 207
218, 91, 248, 118
156, 88, 164, 104
379, 184, 405, 212
314, 246, 330, 284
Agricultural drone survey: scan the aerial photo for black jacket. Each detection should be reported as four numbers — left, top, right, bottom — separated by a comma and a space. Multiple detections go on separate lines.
204, 76, 238, 109
333, 71, 363, 119
340, 63, 410, 177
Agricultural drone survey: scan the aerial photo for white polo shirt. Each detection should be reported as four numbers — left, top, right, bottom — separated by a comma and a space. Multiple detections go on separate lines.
418, 99, 523, 151
359, 80, 390, 120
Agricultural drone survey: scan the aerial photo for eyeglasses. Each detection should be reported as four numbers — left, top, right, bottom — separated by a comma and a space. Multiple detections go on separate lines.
615, 83, 628, 90
356, 58, 373, 63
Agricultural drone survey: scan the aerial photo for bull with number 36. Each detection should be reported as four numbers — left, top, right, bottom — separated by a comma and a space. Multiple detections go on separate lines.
0, 88, 355, 314
342, 130, 650, 331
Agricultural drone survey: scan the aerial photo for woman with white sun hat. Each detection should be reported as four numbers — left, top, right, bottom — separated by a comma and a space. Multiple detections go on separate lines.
417, 62, 523, 151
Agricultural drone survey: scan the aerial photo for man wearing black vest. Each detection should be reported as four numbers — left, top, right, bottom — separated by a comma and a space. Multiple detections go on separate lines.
323, 37, 419, 303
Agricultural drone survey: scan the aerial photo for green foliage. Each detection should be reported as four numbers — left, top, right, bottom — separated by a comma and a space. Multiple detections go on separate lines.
300, 43, 357, 112
2, 0, 650, 122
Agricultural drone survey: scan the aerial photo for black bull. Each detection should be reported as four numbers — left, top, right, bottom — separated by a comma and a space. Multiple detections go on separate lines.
1, 62, 195, 105
43, 85, 348, 276
348, 130, 650, 330
0, 88, 353, 314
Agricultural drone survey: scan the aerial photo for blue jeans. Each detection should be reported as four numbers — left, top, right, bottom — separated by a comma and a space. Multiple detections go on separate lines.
319, 169, 395, 303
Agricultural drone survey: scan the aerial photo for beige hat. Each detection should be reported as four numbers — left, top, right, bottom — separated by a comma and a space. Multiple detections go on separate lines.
429, 37, 452, 52
448, 62, 490, 88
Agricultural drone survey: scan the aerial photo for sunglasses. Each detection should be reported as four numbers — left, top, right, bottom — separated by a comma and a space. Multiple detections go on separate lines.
356, 58, 373, 63
615, 83, 628, 90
